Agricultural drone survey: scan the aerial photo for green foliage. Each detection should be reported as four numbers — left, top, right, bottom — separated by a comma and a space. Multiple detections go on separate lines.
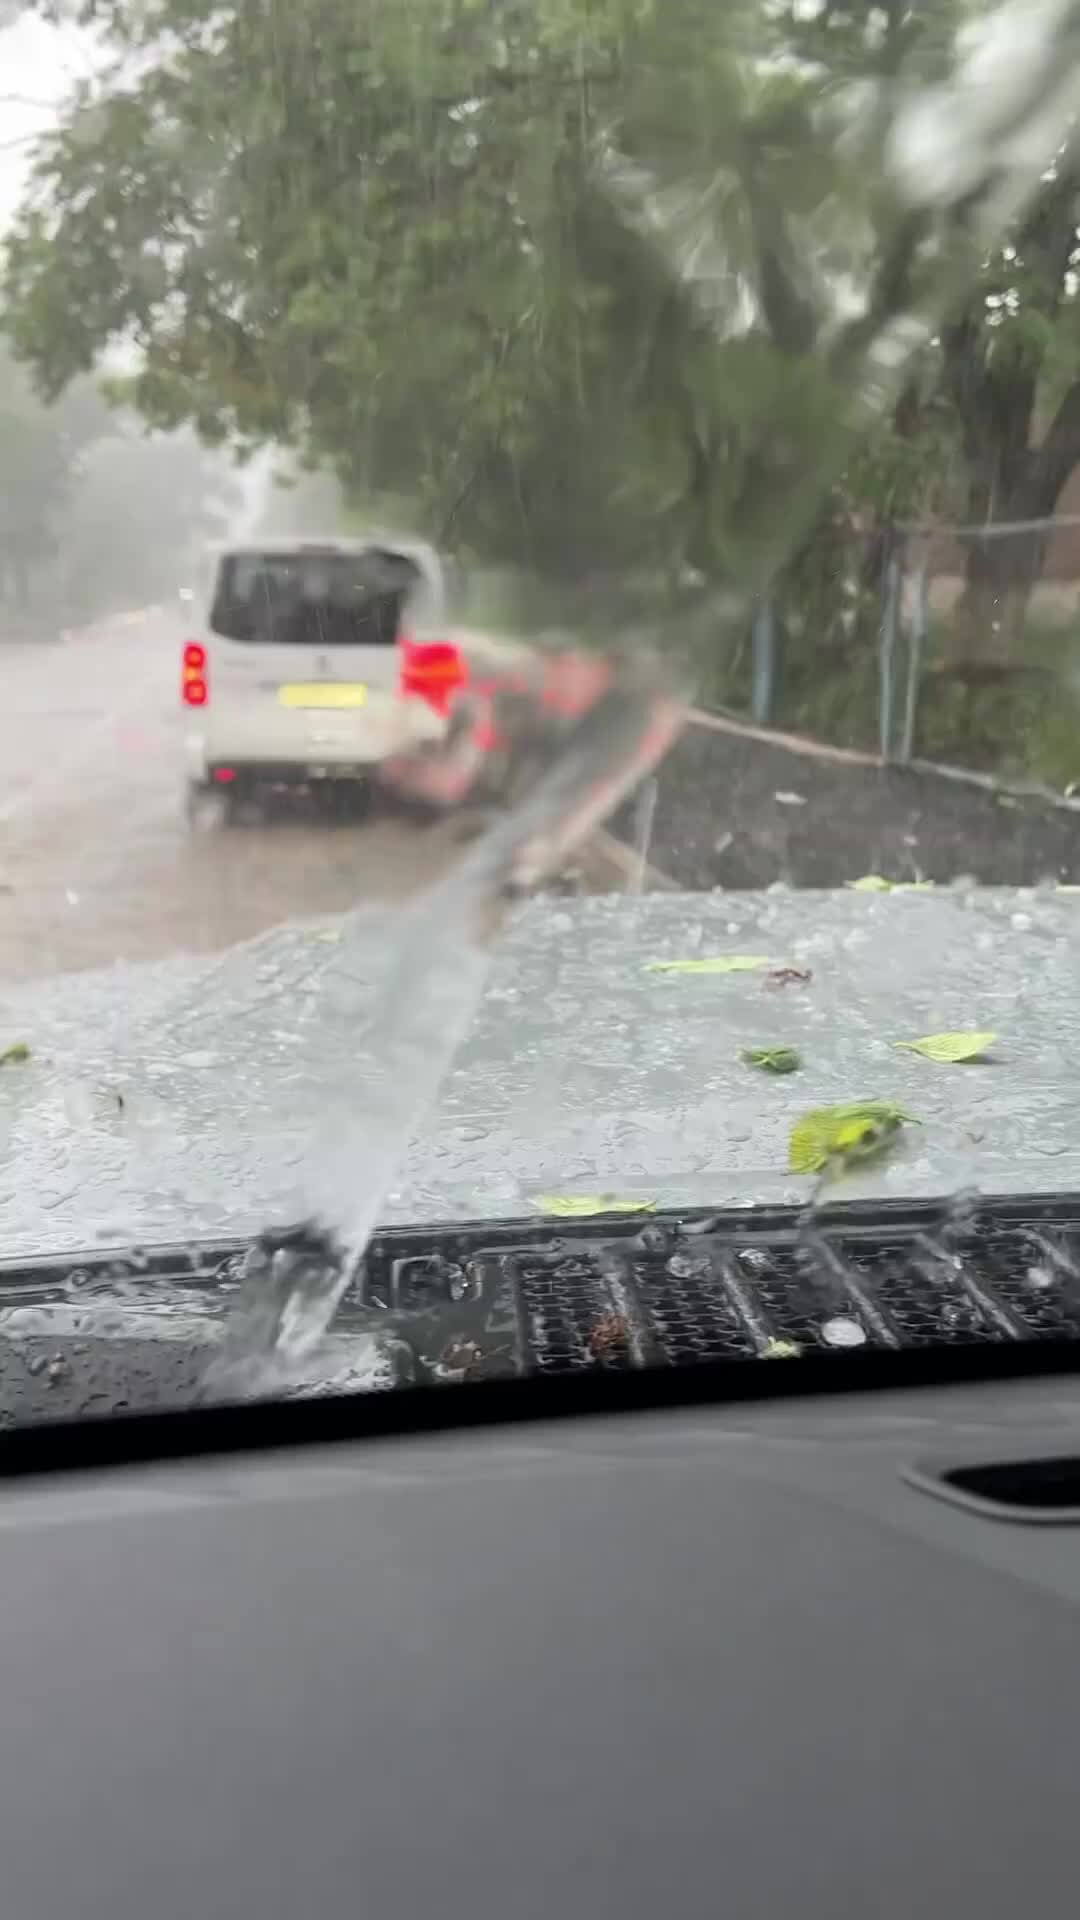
533, 1194, 657, 1216
788, 1100, 918, 1177
253, 464, 348, 540
914, 646, 1080, 789
0, 343, 110, 614
644, 954, 770, 974
894, 1031, 996, 1062
0, 0, 932, 599
6, 0, 1080, 733
741, 1045, 802, 1074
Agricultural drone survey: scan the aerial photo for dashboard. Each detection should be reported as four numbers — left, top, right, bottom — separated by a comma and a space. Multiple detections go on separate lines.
0, 1370, 1077, 1917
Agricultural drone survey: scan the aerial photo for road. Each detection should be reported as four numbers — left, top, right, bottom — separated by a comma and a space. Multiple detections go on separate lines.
0, 613, 487, 987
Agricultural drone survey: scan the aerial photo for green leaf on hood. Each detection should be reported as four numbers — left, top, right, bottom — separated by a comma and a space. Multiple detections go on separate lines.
741, 1045, 802, 1074
788, 1101, 918, 1176
644, 955, 769, 974
533, 1194, 658, 1217
0, 1043, 30, 1066
895, 1031, 996, 1063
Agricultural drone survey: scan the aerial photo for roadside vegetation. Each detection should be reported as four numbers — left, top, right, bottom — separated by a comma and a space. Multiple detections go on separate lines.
4, 0, 1080, 776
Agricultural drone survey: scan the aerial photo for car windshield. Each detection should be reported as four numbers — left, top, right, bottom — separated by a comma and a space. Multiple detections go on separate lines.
3, 0, 1080, 1421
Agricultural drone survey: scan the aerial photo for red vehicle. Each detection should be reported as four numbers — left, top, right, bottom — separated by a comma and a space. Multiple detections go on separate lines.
387, 636, 618, 809
385, 630, 684, 888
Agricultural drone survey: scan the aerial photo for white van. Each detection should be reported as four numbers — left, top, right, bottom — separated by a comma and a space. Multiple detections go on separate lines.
182, 536, 451, 820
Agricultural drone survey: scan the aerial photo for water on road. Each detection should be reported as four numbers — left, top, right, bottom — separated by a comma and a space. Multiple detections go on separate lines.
0, 614, 472, 985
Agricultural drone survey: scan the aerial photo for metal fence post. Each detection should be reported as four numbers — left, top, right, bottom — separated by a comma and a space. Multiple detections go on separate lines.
898, 551, 928, 765
878, 549, 900, 762
751, 599, 778, 725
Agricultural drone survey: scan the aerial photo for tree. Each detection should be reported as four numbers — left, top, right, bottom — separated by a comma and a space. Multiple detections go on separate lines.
5, 0, 1080, 664
251, 461, 348, 541
0, 342, 109, 616
0, 340, 237, 626
936, 160, 1080, 664
0, 0, 900, 592
0, 375, 66, 610
770, 0, 1080, 668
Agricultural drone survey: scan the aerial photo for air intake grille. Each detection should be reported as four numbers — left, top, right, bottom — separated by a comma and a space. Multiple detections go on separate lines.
360, 1194, 1080, 1375
3, 1194, 1080, 1421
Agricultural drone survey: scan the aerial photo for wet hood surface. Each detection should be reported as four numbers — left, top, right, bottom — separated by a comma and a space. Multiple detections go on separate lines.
0, 885, 1075, 1260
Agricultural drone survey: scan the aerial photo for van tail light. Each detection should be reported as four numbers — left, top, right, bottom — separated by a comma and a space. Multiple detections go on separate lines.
398, 635, 467, 716
182, 641, 208, 707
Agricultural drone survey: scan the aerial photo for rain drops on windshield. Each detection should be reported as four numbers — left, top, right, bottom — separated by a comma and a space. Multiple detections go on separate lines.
1, 0, 1080, 1416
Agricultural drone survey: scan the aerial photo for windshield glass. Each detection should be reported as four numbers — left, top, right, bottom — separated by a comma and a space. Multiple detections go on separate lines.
209, 548, 425, 646
3, 0, 1080, 1420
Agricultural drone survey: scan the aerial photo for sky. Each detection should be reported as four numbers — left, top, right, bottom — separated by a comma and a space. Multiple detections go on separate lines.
0, 11, 99, 224
0, 11, 270, 534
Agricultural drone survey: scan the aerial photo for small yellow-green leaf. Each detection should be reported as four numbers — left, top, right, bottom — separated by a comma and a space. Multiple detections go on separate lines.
845, 876, 933, 894
533, 1194, 658, 1218
310, 929, 342, 944
741, 1045, 802, 1074
0, 1043, 30, 1066
763, 1337, 801, 1359
788, 1101, 917, 1176
895, 1031, 995, 1063
788, 1110, 833, 1174
644, 955, 769, 974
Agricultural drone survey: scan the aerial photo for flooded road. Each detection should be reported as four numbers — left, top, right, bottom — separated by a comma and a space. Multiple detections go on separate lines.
0, 613, 473, 985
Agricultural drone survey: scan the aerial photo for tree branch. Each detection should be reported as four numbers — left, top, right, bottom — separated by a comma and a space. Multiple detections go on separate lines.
830, 207, 928, 375
940, 312, 992, 472
1029, 377, 1080, 510
1008, 162, 1080, 321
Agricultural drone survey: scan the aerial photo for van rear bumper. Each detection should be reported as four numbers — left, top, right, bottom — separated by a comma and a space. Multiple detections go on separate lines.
184, 700, 445, 783
186, 748, 379, 791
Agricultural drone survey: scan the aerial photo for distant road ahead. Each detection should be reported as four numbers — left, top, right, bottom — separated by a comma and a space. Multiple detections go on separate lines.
0, 615, 472, 986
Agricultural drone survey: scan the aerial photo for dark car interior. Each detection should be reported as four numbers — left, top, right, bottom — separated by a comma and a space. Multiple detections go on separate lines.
2, 1259, 1080, 1920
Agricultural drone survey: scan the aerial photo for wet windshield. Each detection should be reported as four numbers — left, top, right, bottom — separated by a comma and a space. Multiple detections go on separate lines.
3, 0, 1080, 1418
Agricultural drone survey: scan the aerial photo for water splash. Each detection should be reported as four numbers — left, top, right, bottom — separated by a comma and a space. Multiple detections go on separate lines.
208, 662, 684, 1396
628, 776, 659, 896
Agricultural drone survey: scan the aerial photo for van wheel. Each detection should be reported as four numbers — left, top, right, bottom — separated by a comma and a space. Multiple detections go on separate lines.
314, 779, 373, 824
185, 782, 232, 829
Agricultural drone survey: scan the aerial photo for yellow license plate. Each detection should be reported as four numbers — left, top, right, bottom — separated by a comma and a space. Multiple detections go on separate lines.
278, 683, 368, 709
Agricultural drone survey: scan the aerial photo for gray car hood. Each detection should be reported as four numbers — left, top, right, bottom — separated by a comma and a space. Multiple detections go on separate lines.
0, 884, 1075, 1259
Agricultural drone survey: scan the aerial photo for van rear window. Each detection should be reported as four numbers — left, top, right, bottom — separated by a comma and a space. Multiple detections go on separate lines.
209, 548, 422, 646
